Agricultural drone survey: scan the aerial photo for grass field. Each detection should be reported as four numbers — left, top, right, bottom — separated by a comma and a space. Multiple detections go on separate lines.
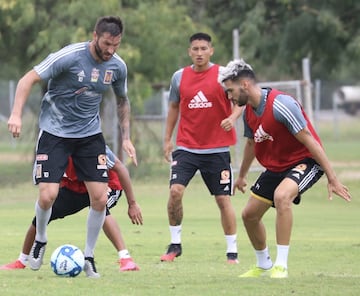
0, 113, 359, 295
0, 163, 359, 295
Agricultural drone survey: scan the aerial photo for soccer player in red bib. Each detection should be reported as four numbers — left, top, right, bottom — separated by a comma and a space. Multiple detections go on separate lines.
161, 33, 243, 263
218, 59, 351, 278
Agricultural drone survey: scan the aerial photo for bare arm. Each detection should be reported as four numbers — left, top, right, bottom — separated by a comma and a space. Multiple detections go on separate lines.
116, 95, 137, 166
8, 70, 42, 137
295, 127, 351, 202
112, 157, 143, 225
234, 138, 256, 193
163, 101, 179, 162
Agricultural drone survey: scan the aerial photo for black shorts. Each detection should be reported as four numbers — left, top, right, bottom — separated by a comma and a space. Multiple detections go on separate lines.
31, 187, 122, 226
250, 158, 324, 207
169, 150, 233, 196
33, 131, 108, 184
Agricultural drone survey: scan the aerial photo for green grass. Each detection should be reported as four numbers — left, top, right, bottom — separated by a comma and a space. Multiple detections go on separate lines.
0, 115, 359, 295
0, 173, 359, 296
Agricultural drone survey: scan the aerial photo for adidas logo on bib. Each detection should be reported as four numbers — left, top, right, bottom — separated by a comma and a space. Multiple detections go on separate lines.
188, 91, 212, 109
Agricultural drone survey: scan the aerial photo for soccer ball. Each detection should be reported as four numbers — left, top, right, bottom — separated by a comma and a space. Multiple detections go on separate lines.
50, 244, 85, 277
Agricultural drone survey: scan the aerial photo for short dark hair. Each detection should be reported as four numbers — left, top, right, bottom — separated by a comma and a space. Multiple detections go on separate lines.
94, 16, 123, 37
189, 32, 211, 43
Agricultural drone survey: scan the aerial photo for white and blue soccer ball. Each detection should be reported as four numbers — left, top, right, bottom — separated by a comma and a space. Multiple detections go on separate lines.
50, 244, 84, 277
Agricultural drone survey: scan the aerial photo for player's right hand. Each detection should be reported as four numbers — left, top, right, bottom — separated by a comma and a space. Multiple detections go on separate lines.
128, 202, 143, 225
122, 139, 138, 166
327, 179, 351, 202
163, 140, 173, 162
7, 114, 22, 138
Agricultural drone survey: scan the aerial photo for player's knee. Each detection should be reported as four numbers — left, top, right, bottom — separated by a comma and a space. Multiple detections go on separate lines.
38, 185, 59, 209
273, 189, 293, 210
215, 195, 231, 211
90, 194, 107, 211
241, 209, 252, 223
169, 184, 184, 200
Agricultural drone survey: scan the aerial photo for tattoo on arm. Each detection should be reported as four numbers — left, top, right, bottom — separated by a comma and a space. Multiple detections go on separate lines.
117, 96, 130, 140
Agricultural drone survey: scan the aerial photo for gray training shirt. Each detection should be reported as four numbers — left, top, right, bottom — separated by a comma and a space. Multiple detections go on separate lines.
34, 41, 128, 138
243, 88, 307, 138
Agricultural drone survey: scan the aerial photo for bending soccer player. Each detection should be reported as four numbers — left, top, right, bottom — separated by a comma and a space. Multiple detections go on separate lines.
218, 59, 351, 278
0, 146, 143, 275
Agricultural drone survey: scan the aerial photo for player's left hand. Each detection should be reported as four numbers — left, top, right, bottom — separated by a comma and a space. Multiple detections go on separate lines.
220, 117, 235, 132
327, 180, 351, 202
234, 176, 247, 194
122, 139, 138, 166
128, 202, 143, 225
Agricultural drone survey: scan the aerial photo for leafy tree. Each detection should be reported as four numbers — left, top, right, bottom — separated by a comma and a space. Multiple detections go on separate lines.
0, 0, 121, 78
119, 0, 219, 113
196, 0, 360, 81
122, 0, 215, 83
1, 0, 359, 96
0, 0, 219, 114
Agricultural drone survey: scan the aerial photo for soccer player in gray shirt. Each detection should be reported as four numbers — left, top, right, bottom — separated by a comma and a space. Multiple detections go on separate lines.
7, 16, 137, 278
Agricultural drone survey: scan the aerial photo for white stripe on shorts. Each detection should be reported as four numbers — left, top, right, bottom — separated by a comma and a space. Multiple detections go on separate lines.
298, 163, 322, 192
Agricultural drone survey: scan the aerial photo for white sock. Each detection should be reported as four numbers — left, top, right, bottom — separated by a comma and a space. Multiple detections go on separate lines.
170, 225, 182, 244
119, 249, 131, 259
35, 201, 51, 243
274, 244, 289, 269
84, 207, 105, 258
255, 247, 273, 269
225, 234, 238, 253
18, 252, 29, 265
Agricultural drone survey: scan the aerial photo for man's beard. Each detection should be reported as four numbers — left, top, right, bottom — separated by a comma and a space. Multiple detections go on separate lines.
236, 95, 248, 106
94, 40, 111, 62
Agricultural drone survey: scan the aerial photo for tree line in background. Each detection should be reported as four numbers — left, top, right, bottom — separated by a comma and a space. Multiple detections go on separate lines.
0, 0, 359, 114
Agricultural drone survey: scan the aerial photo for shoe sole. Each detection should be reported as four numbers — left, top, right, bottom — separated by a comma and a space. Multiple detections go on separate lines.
160, 255, 178, 261
28, 258, 42, 271
120, 267, 140, 271
270, 266, 288, 278
270, 275, 288, 279
120, 263, 140, 271
239, 269, 270, 278
270, 273, 288, 279
84, 261, 101, 278
160, 251, 181, 262
86, 273, 101, 278
0, 266, 26, 270
84, 270, 101, 278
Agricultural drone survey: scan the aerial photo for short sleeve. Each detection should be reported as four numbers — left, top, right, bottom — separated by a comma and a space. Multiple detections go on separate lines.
273, 94, 307, 134
105, 145, 116, 169
168, 69, 183, 103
